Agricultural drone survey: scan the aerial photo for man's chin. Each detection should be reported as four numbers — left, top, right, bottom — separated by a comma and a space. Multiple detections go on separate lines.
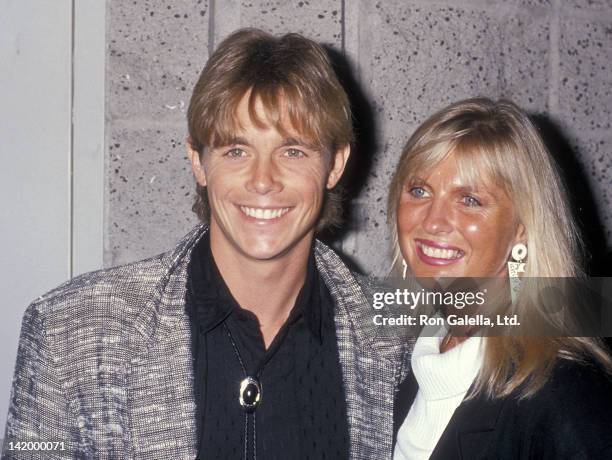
238, 244, 289, 262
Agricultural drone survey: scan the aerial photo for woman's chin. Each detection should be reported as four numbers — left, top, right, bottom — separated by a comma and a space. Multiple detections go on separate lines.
409, 263, 464, 281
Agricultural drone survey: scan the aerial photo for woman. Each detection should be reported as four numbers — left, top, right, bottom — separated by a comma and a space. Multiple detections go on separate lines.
389, 98, 612, 459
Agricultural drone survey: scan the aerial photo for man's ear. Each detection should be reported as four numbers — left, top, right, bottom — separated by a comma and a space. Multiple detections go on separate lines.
326, 144, 351, 189
186, 137, 207, 187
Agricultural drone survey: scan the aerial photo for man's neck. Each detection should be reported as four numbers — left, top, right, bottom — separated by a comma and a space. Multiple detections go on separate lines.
209, 226, 313, 348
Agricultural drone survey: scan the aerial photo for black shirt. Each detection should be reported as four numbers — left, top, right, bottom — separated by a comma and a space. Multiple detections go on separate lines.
186, 233, 349, 459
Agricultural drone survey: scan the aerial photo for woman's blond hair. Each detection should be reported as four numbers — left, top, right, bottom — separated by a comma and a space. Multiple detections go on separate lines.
388, 98, 612, 398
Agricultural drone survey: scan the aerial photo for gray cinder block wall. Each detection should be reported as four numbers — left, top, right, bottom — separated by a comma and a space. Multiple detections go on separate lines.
106, 0, 612, 276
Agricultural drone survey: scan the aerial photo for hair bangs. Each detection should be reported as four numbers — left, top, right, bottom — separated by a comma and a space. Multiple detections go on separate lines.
203, 83, 334, 154
251, 84, 329, 152
451, 135, 515, 196
398, 139, 455, 186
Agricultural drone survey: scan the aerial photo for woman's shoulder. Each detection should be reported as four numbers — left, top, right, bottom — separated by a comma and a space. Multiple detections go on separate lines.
515, 357, 612, 455
475, 357, 612, 458
540, 357, 612, 403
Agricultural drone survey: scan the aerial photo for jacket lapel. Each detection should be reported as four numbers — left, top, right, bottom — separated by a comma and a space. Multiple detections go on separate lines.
315, 241, 412, 460
126, 225, 207, 459
430, 390, 504, 460
393, 370, 418, 444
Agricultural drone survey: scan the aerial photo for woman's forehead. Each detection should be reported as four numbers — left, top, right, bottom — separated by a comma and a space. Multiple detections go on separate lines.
407, 148, 507, 192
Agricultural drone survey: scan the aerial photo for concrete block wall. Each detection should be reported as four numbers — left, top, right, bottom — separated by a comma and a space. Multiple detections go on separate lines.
106, 0, 612, 276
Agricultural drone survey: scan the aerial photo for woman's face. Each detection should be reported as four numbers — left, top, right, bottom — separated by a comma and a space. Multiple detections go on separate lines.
397, 153, 524, 279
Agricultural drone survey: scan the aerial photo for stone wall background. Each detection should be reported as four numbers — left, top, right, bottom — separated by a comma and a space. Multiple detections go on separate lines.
106, 0, 612, 276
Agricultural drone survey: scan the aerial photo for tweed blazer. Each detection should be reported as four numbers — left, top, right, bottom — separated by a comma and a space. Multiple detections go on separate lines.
4, 225, 413, 459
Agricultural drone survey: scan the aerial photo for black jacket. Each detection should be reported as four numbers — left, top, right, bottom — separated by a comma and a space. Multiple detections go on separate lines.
394, 358, 612, 459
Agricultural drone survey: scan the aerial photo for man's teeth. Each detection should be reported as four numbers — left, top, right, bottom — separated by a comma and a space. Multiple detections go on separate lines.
418, 242, 463, 259
240, 206, 290, 220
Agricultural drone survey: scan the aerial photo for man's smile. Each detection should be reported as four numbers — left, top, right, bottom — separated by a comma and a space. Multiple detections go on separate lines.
238, 205, 292, 221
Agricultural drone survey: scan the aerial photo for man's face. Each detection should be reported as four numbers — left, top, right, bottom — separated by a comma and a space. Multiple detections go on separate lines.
188, 92, 349, 264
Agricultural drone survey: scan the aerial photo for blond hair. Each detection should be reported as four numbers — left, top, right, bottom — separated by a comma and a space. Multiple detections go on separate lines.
187, 28, 353, 229
388, 98, 612, 398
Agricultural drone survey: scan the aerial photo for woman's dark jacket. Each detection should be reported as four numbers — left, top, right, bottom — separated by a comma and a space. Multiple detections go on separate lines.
394, 358, 612, 459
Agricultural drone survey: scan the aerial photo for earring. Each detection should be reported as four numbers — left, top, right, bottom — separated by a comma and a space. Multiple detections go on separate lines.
402, 259, 408, 280
508, 243, 527, 303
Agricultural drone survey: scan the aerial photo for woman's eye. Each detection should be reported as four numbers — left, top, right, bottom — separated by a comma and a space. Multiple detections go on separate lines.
408, 186, 427, 198
224, 148, 246, 158
462, 195, 481, 207
284, 148, 305, 158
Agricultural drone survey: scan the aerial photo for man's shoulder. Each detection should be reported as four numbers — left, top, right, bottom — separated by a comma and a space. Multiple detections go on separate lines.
25, 251, 170, 326
314, 239, 392, 304
27, 225, 207, 323
353, 273, 392, 297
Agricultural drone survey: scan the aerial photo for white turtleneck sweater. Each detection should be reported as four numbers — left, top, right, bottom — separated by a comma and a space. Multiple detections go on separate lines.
393, 327, 484, 460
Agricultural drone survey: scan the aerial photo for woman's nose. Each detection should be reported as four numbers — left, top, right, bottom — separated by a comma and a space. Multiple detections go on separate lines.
422, 199, 453, 234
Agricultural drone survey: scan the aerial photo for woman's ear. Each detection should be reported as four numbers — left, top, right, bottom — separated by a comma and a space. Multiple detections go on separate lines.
186, 137, 207, 187
326, 144, 351, 189
513, 223, 527, 247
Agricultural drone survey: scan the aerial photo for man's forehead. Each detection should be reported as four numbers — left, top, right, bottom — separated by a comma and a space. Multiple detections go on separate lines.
215, 106, 321, 150
237, 92, 304, 134
204, 87, 330, 152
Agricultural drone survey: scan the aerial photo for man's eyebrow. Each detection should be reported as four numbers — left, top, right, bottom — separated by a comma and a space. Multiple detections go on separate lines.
280, 137, 319, 150
224, 136, 250, 146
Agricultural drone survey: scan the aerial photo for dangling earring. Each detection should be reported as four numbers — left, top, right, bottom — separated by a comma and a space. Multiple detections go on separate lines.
402, 259, 408, 280
507, 243, 527, 303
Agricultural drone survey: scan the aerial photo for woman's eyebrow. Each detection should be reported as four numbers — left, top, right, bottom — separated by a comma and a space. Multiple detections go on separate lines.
455, 185, 479, 193
454, 184, 500, 198
406, 177, 428, 185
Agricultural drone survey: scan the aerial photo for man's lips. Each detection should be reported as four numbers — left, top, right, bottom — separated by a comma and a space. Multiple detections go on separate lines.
415, 238, 465, 266
238, 205, 292, 221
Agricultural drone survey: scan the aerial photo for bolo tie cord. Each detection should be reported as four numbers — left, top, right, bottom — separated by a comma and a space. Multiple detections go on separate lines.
223, 315, 295, 459
224, 323, 259, 460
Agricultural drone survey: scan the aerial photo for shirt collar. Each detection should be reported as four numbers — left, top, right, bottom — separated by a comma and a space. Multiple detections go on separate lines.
187, 232, 323, 341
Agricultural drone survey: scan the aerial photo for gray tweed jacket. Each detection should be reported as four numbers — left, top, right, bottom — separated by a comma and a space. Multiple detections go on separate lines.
4, 225, 413, 459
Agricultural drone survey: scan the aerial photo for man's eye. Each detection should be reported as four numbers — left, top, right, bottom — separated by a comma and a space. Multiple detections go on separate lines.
284, 148, 305, 158
408, 186, 427, 198
462, 195, 482, 207
224, 148, 246, 158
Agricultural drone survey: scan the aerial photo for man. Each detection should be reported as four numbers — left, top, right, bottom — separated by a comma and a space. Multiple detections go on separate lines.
5, 29, 411, 459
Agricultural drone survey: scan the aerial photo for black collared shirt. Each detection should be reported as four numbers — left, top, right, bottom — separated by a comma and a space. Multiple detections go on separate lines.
186, 233, 349, 460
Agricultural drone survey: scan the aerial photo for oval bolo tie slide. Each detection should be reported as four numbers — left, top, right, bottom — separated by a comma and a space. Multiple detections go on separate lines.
239, 377, 262, 413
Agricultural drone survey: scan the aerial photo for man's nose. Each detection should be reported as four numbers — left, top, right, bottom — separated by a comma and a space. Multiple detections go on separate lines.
245, 156, 283, 194
422, 199, 453, 234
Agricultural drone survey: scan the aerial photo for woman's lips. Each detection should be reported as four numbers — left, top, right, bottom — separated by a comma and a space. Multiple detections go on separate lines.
414, 239, 465, 266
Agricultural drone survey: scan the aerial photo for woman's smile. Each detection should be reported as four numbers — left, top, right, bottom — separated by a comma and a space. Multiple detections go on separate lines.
414, 239, 465, 265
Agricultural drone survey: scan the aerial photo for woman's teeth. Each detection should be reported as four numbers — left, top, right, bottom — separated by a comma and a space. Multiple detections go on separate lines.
240, 206, 290, 220
417, 242, 463, 260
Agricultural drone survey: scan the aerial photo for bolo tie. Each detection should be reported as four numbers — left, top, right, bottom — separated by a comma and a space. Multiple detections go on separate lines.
222, 314, 296, 460
222, 323, 265, 460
